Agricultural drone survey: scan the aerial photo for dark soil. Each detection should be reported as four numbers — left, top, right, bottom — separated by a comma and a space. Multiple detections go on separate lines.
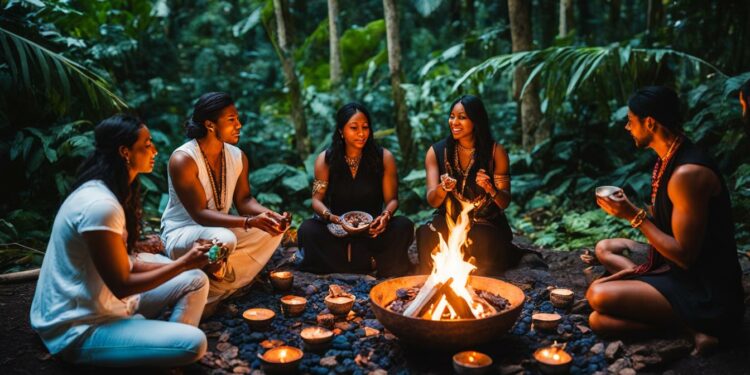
1, 244, 748, 374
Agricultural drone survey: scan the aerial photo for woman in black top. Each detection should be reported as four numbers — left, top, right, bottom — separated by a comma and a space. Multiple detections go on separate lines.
417, 95, 521, 275
297, 102, 413, 277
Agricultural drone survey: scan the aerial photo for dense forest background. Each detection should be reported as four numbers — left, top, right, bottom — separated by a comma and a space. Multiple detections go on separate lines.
1, 0, 749, 273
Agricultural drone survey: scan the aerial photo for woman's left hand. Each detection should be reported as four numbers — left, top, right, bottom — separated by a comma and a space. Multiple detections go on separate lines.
475, 169, 495, 195
368, 213, 389, 237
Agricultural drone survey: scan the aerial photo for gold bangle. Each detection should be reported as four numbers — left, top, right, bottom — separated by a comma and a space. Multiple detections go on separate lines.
323, 209, 332, 221
630, 209, 647, 228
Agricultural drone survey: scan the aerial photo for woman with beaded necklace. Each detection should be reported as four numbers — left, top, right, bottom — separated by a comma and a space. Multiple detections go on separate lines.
160, 92, 288, 312
297, 102, 413, 277
416, 95, 521, 275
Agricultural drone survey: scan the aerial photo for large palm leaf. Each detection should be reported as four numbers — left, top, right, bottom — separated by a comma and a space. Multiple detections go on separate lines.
0, 26, 128, 112
452, 45, 726, 111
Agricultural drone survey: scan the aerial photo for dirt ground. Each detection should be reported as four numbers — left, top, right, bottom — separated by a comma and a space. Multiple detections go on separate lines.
1, 248, 748, 374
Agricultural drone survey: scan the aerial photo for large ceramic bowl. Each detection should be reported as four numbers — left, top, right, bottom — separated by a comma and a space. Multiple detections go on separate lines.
369, 275, 525, 349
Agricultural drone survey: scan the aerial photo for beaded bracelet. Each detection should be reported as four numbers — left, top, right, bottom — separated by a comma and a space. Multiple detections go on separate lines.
243, 215, 252, 232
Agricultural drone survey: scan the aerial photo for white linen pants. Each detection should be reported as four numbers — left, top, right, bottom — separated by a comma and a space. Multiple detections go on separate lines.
64, 257, 209, 367
162, 225, 282, 303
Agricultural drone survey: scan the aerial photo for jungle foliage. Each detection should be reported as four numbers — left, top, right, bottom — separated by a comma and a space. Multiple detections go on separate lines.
1, 0, 748, 272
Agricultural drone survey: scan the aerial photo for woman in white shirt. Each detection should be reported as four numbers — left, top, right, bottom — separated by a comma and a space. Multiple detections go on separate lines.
30, 114, 211, 367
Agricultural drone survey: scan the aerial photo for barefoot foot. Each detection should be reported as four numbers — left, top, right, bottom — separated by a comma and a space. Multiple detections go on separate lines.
691, 331, 719, 356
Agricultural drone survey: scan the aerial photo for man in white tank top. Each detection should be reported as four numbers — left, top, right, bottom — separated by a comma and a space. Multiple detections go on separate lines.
160, 93, 288, 309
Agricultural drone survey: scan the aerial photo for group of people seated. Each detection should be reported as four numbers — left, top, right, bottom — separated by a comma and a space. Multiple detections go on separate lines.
29, 84, 747, 367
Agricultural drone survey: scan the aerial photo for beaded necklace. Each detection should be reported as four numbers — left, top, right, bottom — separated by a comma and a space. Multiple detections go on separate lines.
344, 154, 361, 178
650, 136, 684, 207
198, 142, 226, 211
453, 145, 475, 195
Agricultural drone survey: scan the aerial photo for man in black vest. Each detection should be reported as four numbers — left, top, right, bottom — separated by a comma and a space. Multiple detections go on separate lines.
589, 86, 744, 355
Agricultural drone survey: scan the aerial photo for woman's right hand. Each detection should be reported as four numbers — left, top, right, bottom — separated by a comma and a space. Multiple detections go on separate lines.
329, 215, 342, 225
248, 212, 284, 235
440, 173, 457, 192
178, 240, 212, 270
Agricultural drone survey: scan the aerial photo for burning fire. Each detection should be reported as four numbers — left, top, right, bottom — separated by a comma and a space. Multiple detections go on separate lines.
401, 199, 491, 320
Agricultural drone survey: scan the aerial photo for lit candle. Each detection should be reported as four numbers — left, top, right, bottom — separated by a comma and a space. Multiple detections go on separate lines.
549, 288, 574, 308
259, 346, 303, 374
452, 351, 493, 375
270, 271, 294, 292
300, 326, 334, 351
533, 346, 573, 374
280, 295, 307, 317
242, 308, 275, 331
532, 312, 562, 331
324, 295, 355, 316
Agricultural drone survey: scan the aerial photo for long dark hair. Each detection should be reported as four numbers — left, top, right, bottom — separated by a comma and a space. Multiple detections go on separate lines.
325, 102, 383, 181
446, 95, 496, 178
73, 114, 144, 252
185, 92, 234, 139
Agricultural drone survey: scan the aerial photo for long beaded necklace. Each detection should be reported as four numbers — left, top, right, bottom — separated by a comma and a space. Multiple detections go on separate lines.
650, 135, 684, 207
198, 142, 226, 211
344, 154, 361, 178
453, 145, 475, 196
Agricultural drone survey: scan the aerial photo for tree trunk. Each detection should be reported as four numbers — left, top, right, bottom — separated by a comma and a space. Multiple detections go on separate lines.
577, 0, 590, 38
609, 0, 621, 40
273, 0, 310, 158
327, 0, 342, 87
383, 0, 414, 165
646, 0, 663, 35
508, 0, 546, 150
558, 0, 574, 38
538, 0, 557, 46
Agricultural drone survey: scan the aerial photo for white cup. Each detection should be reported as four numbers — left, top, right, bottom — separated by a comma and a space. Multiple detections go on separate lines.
595, 185, 625, 200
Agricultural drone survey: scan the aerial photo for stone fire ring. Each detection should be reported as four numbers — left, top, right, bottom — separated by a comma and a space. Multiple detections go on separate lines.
370, 275, 526, 350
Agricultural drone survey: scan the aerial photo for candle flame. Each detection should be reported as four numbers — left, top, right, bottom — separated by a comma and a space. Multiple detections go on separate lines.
552, 353, 560, 361
279, 349, 287, 363
468, 355, 475, 362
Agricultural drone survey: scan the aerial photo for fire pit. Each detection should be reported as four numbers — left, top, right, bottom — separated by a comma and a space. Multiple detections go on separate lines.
370, 275, 525, 349
370, 199, 525, 349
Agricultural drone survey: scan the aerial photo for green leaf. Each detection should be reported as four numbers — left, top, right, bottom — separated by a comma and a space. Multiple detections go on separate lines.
281, 172, 308, 193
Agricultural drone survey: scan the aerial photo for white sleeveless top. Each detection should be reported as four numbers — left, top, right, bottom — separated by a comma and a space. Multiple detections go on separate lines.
161, 139, 244, 235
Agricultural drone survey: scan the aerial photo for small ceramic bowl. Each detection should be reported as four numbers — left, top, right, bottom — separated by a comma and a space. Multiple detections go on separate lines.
340, 211, 373, 234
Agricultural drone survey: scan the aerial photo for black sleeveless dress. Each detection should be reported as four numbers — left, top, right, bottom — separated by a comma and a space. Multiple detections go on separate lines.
416, 138, 520, 275
634, 141, 744, 339
297, 149, 414, 277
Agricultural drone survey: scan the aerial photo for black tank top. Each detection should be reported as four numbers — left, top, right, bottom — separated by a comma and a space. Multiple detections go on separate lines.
432, 138, 505, 223
324, 148, 384, 218
651, 140, 740, 282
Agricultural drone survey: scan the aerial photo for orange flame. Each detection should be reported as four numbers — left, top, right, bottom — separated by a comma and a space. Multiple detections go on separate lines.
427, 199, 485, 320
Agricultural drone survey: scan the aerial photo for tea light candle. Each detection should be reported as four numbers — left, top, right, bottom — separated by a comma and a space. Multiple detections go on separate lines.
532, 313, 562, 331
280, 295, 307, 317
259, 346, 303, 374
324, 295, 355, 316
549, 288, 574, 308
242, 308, 275, 331
270, 271, 294, 292
452, 351, 493, 375
533, 346, 573, 374
300, 326, 333, 344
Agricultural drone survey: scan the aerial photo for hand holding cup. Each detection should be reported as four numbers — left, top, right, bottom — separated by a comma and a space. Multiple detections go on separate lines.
440, 173, 457, 192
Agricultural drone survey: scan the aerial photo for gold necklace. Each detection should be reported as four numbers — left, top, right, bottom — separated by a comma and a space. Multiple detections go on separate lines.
344, 154, 361, 178
198, 143, 226, 210
456, 142, 475, 153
